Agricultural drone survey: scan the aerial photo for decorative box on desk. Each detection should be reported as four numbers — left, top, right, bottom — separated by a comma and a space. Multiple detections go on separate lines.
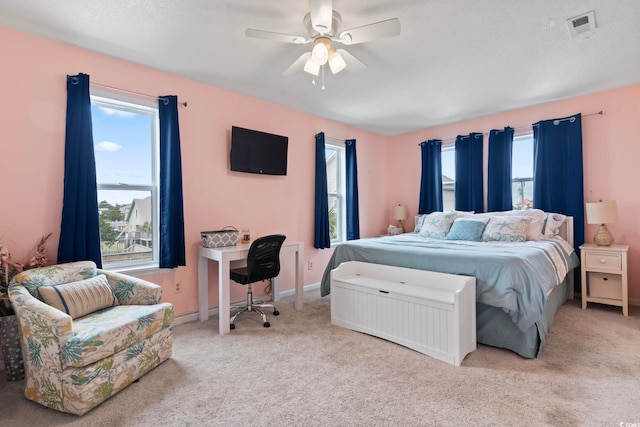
330, 261, 476, 366
201, 227, 238, 248
580, 243, 629, 316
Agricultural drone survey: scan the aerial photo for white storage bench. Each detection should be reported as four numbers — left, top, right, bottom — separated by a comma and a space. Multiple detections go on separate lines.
330, 261, 476, 366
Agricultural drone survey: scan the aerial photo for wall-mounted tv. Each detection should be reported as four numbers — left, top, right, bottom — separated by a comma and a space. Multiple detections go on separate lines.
230, 126, 288, 176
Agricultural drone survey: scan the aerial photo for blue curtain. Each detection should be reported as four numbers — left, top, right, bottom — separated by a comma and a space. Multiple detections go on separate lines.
158, 96, 186, 268
57, 73, 103, 267
314, 132, 330, 249
418, 139, 443, 214
345, 139, 360, 240
455, 133, 484, 212
533, 113, 584, 251
487, 127, 514, 211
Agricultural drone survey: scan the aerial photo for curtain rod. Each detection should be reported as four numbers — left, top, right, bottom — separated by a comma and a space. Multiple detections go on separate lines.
418, 110, 603, 145
90, 82, 188, 107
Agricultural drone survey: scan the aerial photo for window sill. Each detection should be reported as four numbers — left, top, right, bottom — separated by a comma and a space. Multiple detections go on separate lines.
104, 263, 170, 278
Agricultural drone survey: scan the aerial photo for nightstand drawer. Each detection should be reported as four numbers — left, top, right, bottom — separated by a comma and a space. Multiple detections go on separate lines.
585, 252, 622, 271
588, 272, 622, 300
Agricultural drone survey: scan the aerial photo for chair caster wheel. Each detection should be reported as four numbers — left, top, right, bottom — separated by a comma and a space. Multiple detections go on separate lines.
273, 310, 280, 316
263, 322, 270, 328
230, 324, 236, 330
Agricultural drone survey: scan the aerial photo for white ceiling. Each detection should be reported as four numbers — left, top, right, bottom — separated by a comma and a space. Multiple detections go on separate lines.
1, 0, 639, 136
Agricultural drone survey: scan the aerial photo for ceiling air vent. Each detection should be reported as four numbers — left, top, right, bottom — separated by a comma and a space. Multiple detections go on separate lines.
567, 11, 596, 38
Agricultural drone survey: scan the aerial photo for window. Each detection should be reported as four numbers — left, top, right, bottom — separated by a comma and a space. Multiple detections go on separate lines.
511, 133, 534, 210
325, 140, 346, 243
91, 94, 159, 268
441, 145, 455, 211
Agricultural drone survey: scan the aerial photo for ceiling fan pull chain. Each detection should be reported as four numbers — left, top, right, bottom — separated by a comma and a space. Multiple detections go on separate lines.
321, 64, 326, 90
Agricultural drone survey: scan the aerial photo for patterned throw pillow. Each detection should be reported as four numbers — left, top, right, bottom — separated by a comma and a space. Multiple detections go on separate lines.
503, 209, 545, 240
542, 212, 566, 238
481, 216, 531, 242
414, 214, 426, 233
418, 212, 457, 239
39, 274, 118, 319
445, 218, 489, 241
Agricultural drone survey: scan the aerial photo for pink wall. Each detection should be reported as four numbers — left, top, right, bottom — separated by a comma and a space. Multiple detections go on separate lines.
389, 84, 640, 301
1, 24, 638, 316
0, 26, 390, 316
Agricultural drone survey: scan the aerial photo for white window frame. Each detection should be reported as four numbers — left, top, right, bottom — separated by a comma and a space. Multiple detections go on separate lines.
325, 139, 346, 244
90, 92, 160, 273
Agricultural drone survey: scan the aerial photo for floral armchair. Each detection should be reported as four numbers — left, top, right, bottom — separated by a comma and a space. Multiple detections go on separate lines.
8, 261, 173, 415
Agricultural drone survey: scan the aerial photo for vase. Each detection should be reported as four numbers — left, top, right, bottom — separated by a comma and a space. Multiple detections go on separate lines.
0, 315, 25, 381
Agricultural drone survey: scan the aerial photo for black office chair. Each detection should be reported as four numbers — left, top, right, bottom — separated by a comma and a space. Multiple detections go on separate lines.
229, 234, 286, 329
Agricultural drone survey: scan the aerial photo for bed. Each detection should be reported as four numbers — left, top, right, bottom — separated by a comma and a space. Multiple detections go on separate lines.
320, 210, 580, 358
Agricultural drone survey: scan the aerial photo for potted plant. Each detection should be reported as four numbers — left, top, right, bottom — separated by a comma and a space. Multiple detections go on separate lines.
0, 233, 51, 381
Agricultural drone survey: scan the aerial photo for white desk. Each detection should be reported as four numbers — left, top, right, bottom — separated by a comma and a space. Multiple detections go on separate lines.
198, 241, 304, 334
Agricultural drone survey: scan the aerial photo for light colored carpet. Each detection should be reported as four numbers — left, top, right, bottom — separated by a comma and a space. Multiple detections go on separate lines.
2, 291, 639, 426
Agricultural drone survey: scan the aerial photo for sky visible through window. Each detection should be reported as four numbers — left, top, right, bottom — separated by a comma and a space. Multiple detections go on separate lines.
92, 104, 153, 206
512, 136, 533, 179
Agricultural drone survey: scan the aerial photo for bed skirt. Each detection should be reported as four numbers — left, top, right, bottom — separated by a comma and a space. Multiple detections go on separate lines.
476, 276, 570, 358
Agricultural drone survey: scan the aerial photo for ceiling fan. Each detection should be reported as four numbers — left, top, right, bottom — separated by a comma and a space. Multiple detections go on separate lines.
245, 0, 401, 88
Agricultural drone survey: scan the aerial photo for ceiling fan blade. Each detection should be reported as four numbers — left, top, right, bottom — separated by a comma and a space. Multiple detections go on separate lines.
245, 28, 309, 44
309, 0, 333, 34
283, 52, 312, 75
338, 18, 401, 45
336, 49, 367, 72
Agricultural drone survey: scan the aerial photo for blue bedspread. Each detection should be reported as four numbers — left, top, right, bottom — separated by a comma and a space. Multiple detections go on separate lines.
320, 235, 579, 332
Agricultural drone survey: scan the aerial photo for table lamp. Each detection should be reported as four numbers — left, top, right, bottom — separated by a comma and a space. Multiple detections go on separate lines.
392, 204, 408, 234
585, 200, 618, 246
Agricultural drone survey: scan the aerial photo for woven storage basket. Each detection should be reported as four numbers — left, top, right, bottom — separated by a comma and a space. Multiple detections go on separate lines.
201, 227, 239, 248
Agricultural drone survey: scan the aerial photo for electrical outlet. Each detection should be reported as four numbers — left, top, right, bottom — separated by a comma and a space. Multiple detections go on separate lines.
308, 261, 313, 270
174, 282, 182, 293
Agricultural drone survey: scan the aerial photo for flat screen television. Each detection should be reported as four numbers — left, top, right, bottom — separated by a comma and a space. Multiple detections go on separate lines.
230, 126, 288, 175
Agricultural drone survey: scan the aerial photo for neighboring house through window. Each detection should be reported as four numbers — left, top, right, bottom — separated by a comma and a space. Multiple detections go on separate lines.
91, 93, 159, 268
325, 139, 346, 243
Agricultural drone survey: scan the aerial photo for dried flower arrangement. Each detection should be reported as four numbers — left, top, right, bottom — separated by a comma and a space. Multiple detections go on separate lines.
0, 233, 52, 316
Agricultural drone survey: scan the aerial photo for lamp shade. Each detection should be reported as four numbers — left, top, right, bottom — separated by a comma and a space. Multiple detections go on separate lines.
303, 57, 320, 76
585, 200, 618, 224
311, 37, 330, 65
392, 205, 408, 221
328, 49, 346, 74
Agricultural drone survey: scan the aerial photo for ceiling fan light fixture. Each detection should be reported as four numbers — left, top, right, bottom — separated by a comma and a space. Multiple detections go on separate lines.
328, 49, 346, 74
303, 57, 320, 76
311, 37, 330, 65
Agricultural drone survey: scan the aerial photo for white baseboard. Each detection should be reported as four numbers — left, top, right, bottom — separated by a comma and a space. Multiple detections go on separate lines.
174, 282, 321, 326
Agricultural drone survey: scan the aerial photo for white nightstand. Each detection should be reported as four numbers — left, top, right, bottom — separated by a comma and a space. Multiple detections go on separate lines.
580, 243, 629, 316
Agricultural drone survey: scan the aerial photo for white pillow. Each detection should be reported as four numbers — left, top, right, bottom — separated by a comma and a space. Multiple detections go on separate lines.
39, 275, 118, 319
481, 216, 531, 242
476, 209, 545, 241
543, 212, 566, 238
448, 210, 475, 217
418, 212, 458, 239
506, 209, 545, 240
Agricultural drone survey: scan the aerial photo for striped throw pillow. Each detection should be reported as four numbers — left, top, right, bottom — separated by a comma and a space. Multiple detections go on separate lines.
39, 274, 118, 319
